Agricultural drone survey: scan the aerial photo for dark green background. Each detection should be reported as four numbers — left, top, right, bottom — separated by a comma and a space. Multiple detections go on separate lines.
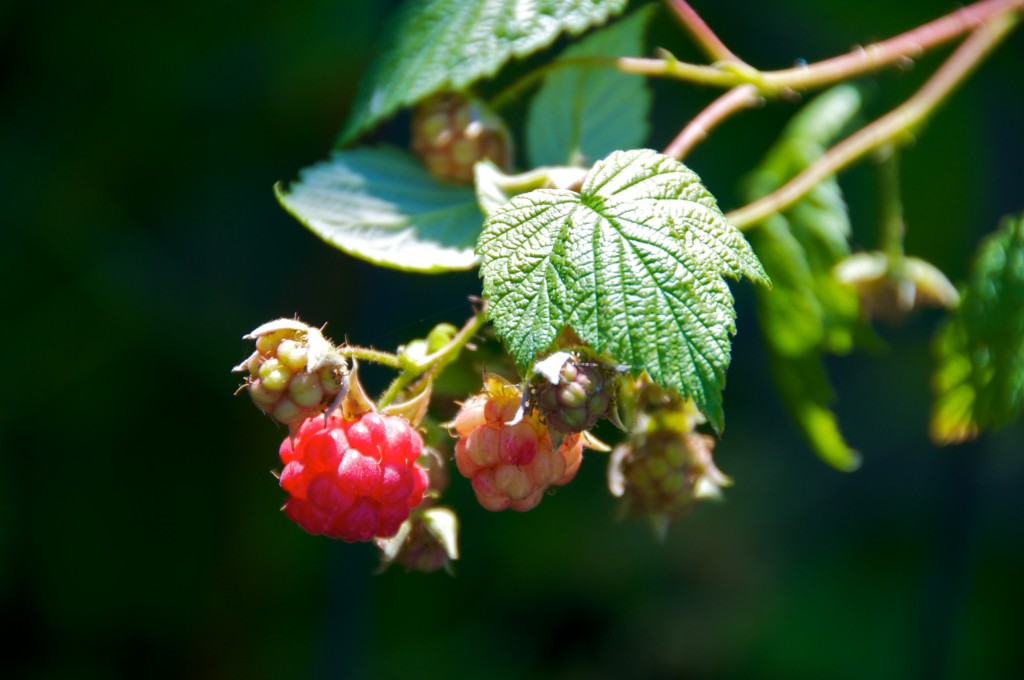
3, 0, 1022, 677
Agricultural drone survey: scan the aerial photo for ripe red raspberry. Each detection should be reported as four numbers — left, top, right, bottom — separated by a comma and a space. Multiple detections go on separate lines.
410, 92, 511, 184
530, 352, 616, 434
452, 376, 583, 512
278, 412, 430, 542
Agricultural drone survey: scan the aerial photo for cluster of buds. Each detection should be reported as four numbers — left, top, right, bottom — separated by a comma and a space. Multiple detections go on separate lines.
608, 380, 730, 537
528, 351, 617, 435
233, 319, 347, 430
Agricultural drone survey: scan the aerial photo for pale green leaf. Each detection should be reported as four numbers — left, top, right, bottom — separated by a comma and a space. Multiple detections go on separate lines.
744, 85, 862, 357
768, 349, 861, 471
479, 149, 767, 431
743, 86, 863, 469
276, 146, 482, 272
931, 213, 1024, 444
339, 0, 629, 145
474, 160, 587, 219
526, 6, 654, 167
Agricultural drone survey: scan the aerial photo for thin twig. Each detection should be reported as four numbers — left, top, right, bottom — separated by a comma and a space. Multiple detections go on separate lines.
488, 56, 619, 111
665, 0, 744, 64
725, 15, 1018, 230
876, 146, 906, 258
762, 0, 1024, 91
619, 0, 1023, 95
663, 85, 762, 160
377, 303, 489, 408
337, 345, 401, 369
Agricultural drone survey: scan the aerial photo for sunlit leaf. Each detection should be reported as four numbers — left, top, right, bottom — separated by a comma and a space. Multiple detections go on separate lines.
526, 5, 654, 167
339, 0, 629, 145
276, 146, 482, 272
479, 149, 767, 431
931, 213, 1024, 444
743, 86, 863, 468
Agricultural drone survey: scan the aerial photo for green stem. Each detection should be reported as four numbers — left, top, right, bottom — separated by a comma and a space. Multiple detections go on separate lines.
337, 345, 401, 369
488, 56, 620, 111
877, 146, 906, 259
377, 304, 490, 408
726, 14, 1018, 230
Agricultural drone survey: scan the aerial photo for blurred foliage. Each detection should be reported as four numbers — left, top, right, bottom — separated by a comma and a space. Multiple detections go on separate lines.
2, 0, 1023, 678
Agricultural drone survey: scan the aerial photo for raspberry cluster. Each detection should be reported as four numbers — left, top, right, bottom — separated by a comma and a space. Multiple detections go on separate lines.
410, 92, 510, 184
235, 320, 346, 430
608, 385, 729, 530
453, 377, 583, 511
610, 430, 725, 521
530, 353, 615, 434
279, 412, 429, 542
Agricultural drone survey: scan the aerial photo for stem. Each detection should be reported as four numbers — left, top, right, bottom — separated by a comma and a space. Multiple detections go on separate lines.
337, 345, 401, 369
377, 304, 490, 408
618, 0, 1023, 94
416, 303, 490, 370
616, 55, 743, 88
876, 146, 906, 259
726, 15, 1018, 230
663, 85, 762, 160
665, 0, 744, 64
488, 55, 620, 111
761, 0, 1024, 92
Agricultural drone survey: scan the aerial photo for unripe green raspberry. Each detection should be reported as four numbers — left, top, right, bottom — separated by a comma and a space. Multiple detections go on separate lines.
609, 429, 729, 530
530, 352, 616, 434
233, 319, 348, 430
259, 358, 292, 392
375, 507, 459, 574
410, 92, 511, 184
607, 383, 728, 534
289, 372, 324, 408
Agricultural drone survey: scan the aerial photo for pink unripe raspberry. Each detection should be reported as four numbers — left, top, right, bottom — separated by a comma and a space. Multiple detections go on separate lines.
452, 376, 583, 512
279, 412, 429, 542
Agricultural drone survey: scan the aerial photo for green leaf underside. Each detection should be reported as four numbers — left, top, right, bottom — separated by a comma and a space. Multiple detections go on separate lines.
276, 146, 482, 272
339, 0, 629, 146
526, 5, 654, 168
768, 350, 861, 471
479, 149, 768, 431
931, 213, 1024, 444
743, 86, 863, 469
474, 160, 589, 218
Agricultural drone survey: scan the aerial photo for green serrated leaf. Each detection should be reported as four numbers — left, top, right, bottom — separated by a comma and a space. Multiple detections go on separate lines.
479, 149, 767, 431
743, 86, 863, 469
339, 0, 629, 146
931, 213, 1024, 444
768, 350, 861, 471
746, 86, 862, 358
276, 146, 482, 272
526, 5, 654, 168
